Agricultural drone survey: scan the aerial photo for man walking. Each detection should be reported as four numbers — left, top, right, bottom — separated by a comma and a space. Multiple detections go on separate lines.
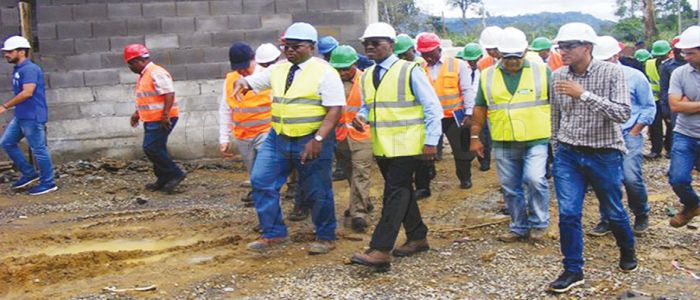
458, 43, 492, 171
659, 37, 686, 155
0, 36, 57, 195
644, 40, 673, 159
548, 23, 637, 293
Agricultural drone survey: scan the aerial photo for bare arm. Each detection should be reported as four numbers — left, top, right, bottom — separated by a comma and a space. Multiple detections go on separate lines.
2, 83, 36, 108
669, 94, 700, 114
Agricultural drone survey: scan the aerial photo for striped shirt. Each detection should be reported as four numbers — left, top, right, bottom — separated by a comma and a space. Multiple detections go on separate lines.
551, 60, 631, 152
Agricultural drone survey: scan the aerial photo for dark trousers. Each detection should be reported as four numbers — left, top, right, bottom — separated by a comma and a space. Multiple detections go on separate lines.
143, 117, 184, 184
478, 122, 492, 167
415, 118, 475, 190
370, 156, 428, 251
650, 102, 672, 155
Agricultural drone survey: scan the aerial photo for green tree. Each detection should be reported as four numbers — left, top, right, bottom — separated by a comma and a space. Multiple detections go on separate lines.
447, 0, 483, 35
378, 0, 424, 33
611, 17, 645, 42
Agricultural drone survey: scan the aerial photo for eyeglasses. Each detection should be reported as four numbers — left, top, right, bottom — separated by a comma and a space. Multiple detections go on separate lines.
283, 43, 309, 51
362, 39, 387, 47
557, 42, 585, 51
501, 53, 524, 60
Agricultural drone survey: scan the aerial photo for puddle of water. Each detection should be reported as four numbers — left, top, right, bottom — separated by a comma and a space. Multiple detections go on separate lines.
38, 237, 204, 256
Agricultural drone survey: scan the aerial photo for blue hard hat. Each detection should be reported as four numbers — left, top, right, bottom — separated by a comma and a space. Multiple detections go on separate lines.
318, 36, 339, 54
229, 42, 254, 70
283, 22, 318, 43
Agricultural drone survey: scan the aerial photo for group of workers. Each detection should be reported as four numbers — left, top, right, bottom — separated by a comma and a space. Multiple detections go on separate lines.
1, 17, 699, 294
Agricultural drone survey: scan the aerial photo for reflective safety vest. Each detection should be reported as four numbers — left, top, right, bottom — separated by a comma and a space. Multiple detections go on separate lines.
269, 58, 329, 137
547, 51, 564, 71
224, 71, 272, 140
423, 58, 463, 118
336, 70, 370, 142
644, 59, 660, 101
481, 62, 551, 141
477, 55, 495, 71
135, 63, 179, 122
361, 59, 425, 157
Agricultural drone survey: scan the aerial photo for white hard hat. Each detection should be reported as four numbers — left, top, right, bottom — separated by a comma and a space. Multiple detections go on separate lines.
255, 43, 281, 64
360, 22, 397, 41
554, 22, 598, 44
497, 27, 528, 54
593, 36, 621, 61
675, 25, 700, 49
479, 26, 503, 49
2, 36, 31, 51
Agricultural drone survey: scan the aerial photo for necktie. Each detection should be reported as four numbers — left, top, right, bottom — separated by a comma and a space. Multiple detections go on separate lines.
285, 64, 300, 93
373, 65, 382, 89
470, 69, 476, 85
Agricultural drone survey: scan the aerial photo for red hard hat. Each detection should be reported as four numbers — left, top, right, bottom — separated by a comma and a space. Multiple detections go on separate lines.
123, 44, 149, 63
416, 33, 441, 53
618, 42, 625, 51
671, 36, 681, 48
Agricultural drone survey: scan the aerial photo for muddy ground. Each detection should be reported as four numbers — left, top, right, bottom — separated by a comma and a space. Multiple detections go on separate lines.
0, 153, 698, 299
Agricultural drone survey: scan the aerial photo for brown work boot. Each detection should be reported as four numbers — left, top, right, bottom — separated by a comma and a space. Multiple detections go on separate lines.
529, 228, 548, 242
497, 231, 525, 243
391, 239, 430, 257
669, 205, 700, 228
308, 240, 336, 255
246, 237, 288, 252
350, 249, 391, 270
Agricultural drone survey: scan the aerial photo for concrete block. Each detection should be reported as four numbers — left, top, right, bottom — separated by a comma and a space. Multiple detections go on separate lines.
107, 3, 142, 20
83, 69, 120, 87
79, 102, 116, 118
176, 2, 209, 17
165, 65, 187, 81
307, 0, 338, 11
178, 95, 219, 112
94, 84, 135, 103
186, 63, 224, 80
37, 23, 56, 40
243, 0, 274, 14
145, 34, 178, 49
73, 3, 108, 21
0, 25, 18, 38
292, 11, 364, 25
195, 16, 228, 32
168, 48, 205, 65
210, 0, 242, 15
173, 80, 201, 97
49, 71, 84, 88
93, 20, 127, 38
228, 15, 261, 30
112, 101, 136, 117
51, 118, 99, 137
127, 19, 162, 36
339, 0, 365, 10
101, 52, 126, 69
261, 14, 292, 30
119, 70, 138, 84
57, 22, 92, 39
64, 53, 102, 71
74, 37, 110, 53
178, 33, 211, 49
0, 8, 18, 24
37, 5, 73, 23
161, 17, 195, 34
340, 25, 365, 43
48, 103, 83, 121
199, 79, 223, 96
35, 55, 65, 71
203, 47, 228, 63
244, 29, 278, 45
0, 0, 16, 7
142, 2, 176, 18
211, 30, 244, 47
39, 39, 75, 55
110, 36, 145, 52
275, 0, 307, 13
45, 87, 95, 104
52, 0, 86, 4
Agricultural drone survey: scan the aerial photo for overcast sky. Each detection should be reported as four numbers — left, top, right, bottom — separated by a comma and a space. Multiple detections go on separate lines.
416, 0, 700, 21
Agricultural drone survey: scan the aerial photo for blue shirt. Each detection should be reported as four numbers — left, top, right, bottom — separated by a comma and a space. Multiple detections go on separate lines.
619, 63, 656, 133
12, 60, 48, 122
359, 55, 444, 146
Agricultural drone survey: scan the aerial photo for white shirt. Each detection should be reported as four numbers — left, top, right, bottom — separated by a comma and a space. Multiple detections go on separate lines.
243, 57, 346, 107
425, 57, 476, 115
142, 62, 174, 95
218, 65, 270, 144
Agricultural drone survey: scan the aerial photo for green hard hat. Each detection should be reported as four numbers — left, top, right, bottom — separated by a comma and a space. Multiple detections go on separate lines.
394, 34, 414, 55
650, 40, 672, 56
329, 45, 359, 69
634, 49, 652, 62
529, 37, 552, 51
461, 43, 483, 61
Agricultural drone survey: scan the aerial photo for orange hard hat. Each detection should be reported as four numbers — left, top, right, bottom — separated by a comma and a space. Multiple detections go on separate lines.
416, 33, 441, 53
123, 44, 149, 63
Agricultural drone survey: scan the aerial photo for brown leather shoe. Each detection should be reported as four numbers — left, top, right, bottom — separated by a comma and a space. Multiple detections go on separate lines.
350, 250, 391, 270
246, 237, 288, 252
670, 205, 700, 228
391, 239, 430, 257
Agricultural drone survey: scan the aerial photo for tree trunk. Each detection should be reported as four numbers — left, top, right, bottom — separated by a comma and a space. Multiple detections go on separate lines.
643, 0, 657, 43
461, 9, 467, 35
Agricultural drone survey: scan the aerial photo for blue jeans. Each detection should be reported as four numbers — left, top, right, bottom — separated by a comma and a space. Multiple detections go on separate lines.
143, 118, 184, 183
554, 144, 635, 274
1, 118, 55, 185
668, 132, 700, 208
494, 144, 550, 236
609, 133, 649, 219
250, 130, 336, 241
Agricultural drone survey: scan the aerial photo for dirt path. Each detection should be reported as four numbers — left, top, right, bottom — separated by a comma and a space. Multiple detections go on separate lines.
0, 157, 698, 299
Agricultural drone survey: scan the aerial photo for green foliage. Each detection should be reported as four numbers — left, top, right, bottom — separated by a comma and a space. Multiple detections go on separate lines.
611, 17, 645, 42
611, 0, 695, 42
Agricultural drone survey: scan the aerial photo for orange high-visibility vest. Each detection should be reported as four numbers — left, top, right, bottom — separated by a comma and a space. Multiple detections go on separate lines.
135, 63, 179, 122
547, 51, 564, 71
224, 71, 272, 140
336, 70, 370, 141
477, 56, 495, 71
424, 58, 463, 118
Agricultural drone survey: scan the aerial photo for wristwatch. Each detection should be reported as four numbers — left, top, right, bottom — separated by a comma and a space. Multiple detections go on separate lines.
314, 134, 323, 142
580, 91, 591, 100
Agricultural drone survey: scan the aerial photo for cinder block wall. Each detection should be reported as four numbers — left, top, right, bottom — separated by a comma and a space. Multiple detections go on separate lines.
0, 0, 375, 162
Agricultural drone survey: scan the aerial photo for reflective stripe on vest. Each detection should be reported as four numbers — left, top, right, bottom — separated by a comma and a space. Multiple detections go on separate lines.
337, 70, 371, 141
135, 63, 179, 122
644, 59, 661, 101
362, 59, 425, 157
424, 58, 463, 117
481, 62, 551, 142
225, 71, 272, 139
269, 58, 328, 137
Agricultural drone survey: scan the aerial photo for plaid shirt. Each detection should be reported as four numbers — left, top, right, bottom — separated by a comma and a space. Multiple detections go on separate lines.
551, 60, 631, 152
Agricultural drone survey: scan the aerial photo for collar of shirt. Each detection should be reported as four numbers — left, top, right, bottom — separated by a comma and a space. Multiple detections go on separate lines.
14, 59, 30, 70
375, 54, 399, 71
496, 59, 531, 72
293, 56, 319, 71
566, 58, 598, 77
140, 61, 154, 75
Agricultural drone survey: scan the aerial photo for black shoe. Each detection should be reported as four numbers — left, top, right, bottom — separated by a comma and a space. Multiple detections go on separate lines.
643, 152, 661, 160
498, 206, 510, 215
479, 163, 490, 172
288, 206, 309, 221
589, 222, 611, 237
548, 271, 584, 293
633, 215, 649, 234
460, 180, 472, 189
242, 191, 253, 203
619, 247, 638, 272
145, 181, 164, 191
332, 168, 347, 181
162, 173, 186, 193
351, 217, 368, 233
415, 189, 431, 200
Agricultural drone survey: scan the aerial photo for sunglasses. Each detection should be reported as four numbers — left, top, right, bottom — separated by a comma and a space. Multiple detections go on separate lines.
283, 43, 310, 51
501, 53, 524, 60
362, 39, 388, 47
557, 42, 585, 51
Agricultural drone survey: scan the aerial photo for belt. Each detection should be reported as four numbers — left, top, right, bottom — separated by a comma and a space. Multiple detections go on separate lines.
561, 143, 618, 154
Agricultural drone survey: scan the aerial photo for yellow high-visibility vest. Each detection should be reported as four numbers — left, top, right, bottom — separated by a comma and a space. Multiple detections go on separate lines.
644, 59, 660, 101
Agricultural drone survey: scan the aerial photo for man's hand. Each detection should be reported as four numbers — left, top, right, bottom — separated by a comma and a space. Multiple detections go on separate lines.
219, 143, 233, 158
130, 112, 140, 128
160, 116, 172, 130
469, 137, 484, 158
554, 80, 585, 99
300, 139, 322, 165
422, 145, 437, 161
232, 78, 251, 102
0, 105, 6, 115
461, 115, 472, 128
351, 115, 366, 132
